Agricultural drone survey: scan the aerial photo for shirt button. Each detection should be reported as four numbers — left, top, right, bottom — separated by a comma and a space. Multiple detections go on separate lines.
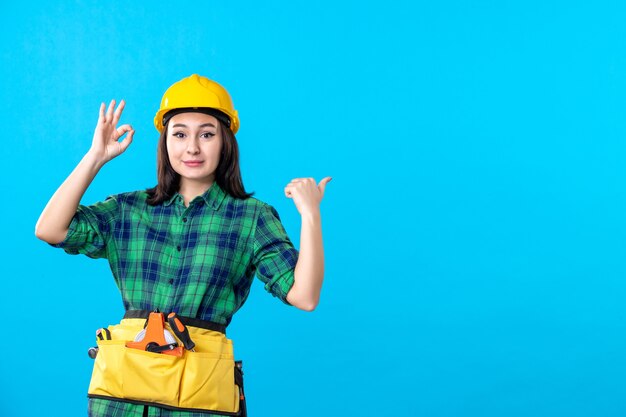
169, 279, 174, 284
176, 245, 181, 251
182, 218, 187, 223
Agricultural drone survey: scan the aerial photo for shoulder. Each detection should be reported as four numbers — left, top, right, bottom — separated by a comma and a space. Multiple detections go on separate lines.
222, 194, 281, 223
232, 195, 274, 213
111, 189, 149, 204
244, 197, 287, 224
241, 196, 269, 209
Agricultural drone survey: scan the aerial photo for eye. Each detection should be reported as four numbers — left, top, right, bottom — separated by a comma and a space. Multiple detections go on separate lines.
172, 132, 186, 139
201, 132, 216, 139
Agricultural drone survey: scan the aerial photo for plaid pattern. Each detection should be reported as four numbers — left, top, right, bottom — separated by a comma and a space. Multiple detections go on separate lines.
52, 181, 299, 325
53, 182, 297, 416
88, 398, 230, 416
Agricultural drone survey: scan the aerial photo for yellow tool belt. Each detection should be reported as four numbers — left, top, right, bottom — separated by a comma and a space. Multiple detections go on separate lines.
87, 310, 245, 416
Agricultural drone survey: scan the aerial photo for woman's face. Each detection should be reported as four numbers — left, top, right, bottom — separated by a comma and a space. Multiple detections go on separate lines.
166, 112, 223, 188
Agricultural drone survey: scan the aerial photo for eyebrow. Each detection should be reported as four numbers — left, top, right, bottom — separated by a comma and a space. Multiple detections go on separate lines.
172, 123, 216, 128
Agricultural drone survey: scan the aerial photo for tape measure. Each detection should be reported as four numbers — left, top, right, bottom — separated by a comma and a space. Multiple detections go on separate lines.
133, 328, 177, 345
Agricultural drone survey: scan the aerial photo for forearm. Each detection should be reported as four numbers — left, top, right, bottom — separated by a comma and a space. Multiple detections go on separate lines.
288, 210, 325, 311
35, 152, 105, 244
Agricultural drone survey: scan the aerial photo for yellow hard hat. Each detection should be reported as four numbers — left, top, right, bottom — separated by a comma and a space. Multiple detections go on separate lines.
154, 74, 240, 134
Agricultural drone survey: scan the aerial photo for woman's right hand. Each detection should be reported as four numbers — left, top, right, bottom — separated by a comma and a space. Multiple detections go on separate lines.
88, 99, 134, 164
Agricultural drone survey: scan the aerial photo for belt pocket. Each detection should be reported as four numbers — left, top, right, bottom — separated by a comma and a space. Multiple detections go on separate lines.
122, 346, 183, 405
88, 339, 183, 406
88, 340, 125, 397
179, 351, 239, 413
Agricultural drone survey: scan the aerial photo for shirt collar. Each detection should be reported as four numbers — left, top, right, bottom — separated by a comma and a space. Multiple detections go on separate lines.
163, 182, 227, 210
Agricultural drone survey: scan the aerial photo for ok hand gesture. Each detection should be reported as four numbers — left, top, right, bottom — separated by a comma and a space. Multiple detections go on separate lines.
89, 99, 134, 164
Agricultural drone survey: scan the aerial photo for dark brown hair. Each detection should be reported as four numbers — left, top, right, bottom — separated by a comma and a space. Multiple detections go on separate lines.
146, 119, 254, 205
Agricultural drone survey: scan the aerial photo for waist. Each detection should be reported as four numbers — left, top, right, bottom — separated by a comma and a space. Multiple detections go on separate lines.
124, 309, 227, 335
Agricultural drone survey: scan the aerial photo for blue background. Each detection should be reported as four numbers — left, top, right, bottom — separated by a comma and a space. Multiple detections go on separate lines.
1, 1, 626, 416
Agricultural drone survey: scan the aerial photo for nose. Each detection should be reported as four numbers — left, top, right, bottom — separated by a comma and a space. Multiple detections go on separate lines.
186, 138, 200, 154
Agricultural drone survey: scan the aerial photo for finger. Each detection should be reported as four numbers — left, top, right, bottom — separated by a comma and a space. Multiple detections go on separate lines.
106, 99, 116, 121
118, 129, 134, 153
289, 179, 310, 187
115, 124, 133, 139
290, 178, 315, 187
318, 176, 332, 196
291, 178, 315, 184
318, 177, 332, 187
112, 99, 125, 124
98, 102, 106, 122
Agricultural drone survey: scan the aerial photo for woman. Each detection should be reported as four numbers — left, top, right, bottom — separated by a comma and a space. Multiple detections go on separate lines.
35, 74, 330, 417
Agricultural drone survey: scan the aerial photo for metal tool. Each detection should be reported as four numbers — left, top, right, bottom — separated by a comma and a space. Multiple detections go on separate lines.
96, 328, 111, 341
88, 347, 99, 359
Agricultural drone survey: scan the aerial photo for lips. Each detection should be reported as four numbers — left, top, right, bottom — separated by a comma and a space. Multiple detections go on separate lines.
183, 160, 204, 166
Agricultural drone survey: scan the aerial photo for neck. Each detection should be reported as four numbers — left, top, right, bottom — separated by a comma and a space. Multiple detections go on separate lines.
178, 179, 214, 206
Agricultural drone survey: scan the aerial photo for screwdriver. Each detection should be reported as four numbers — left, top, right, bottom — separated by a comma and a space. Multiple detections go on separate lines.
96, 328, 111, 341
167, 312, 196, 351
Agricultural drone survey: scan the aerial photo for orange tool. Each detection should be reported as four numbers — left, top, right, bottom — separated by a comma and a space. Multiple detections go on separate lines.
126, 312, 183, 357
167, 312, 196, 351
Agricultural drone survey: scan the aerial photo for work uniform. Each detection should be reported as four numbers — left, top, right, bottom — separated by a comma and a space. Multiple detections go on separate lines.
51, 181, 299, 417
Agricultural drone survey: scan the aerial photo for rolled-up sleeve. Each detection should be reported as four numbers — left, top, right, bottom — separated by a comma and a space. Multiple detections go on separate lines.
252, 204, 299, 305
48, 196, 119, 259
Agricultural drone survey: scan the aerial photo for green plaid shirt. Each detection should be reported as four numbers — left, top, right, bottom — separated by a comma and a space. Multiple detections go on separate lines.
51, 181, 299, 326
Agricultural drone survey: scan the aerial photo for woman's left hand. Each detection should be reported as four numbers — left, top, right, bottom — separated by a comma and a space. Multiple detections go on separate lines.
285, 177, 332, 216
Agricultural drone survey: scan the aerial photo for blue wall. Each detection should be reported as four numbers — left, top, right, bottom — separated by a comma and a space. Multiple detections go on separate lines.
2, 1, 626, 416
